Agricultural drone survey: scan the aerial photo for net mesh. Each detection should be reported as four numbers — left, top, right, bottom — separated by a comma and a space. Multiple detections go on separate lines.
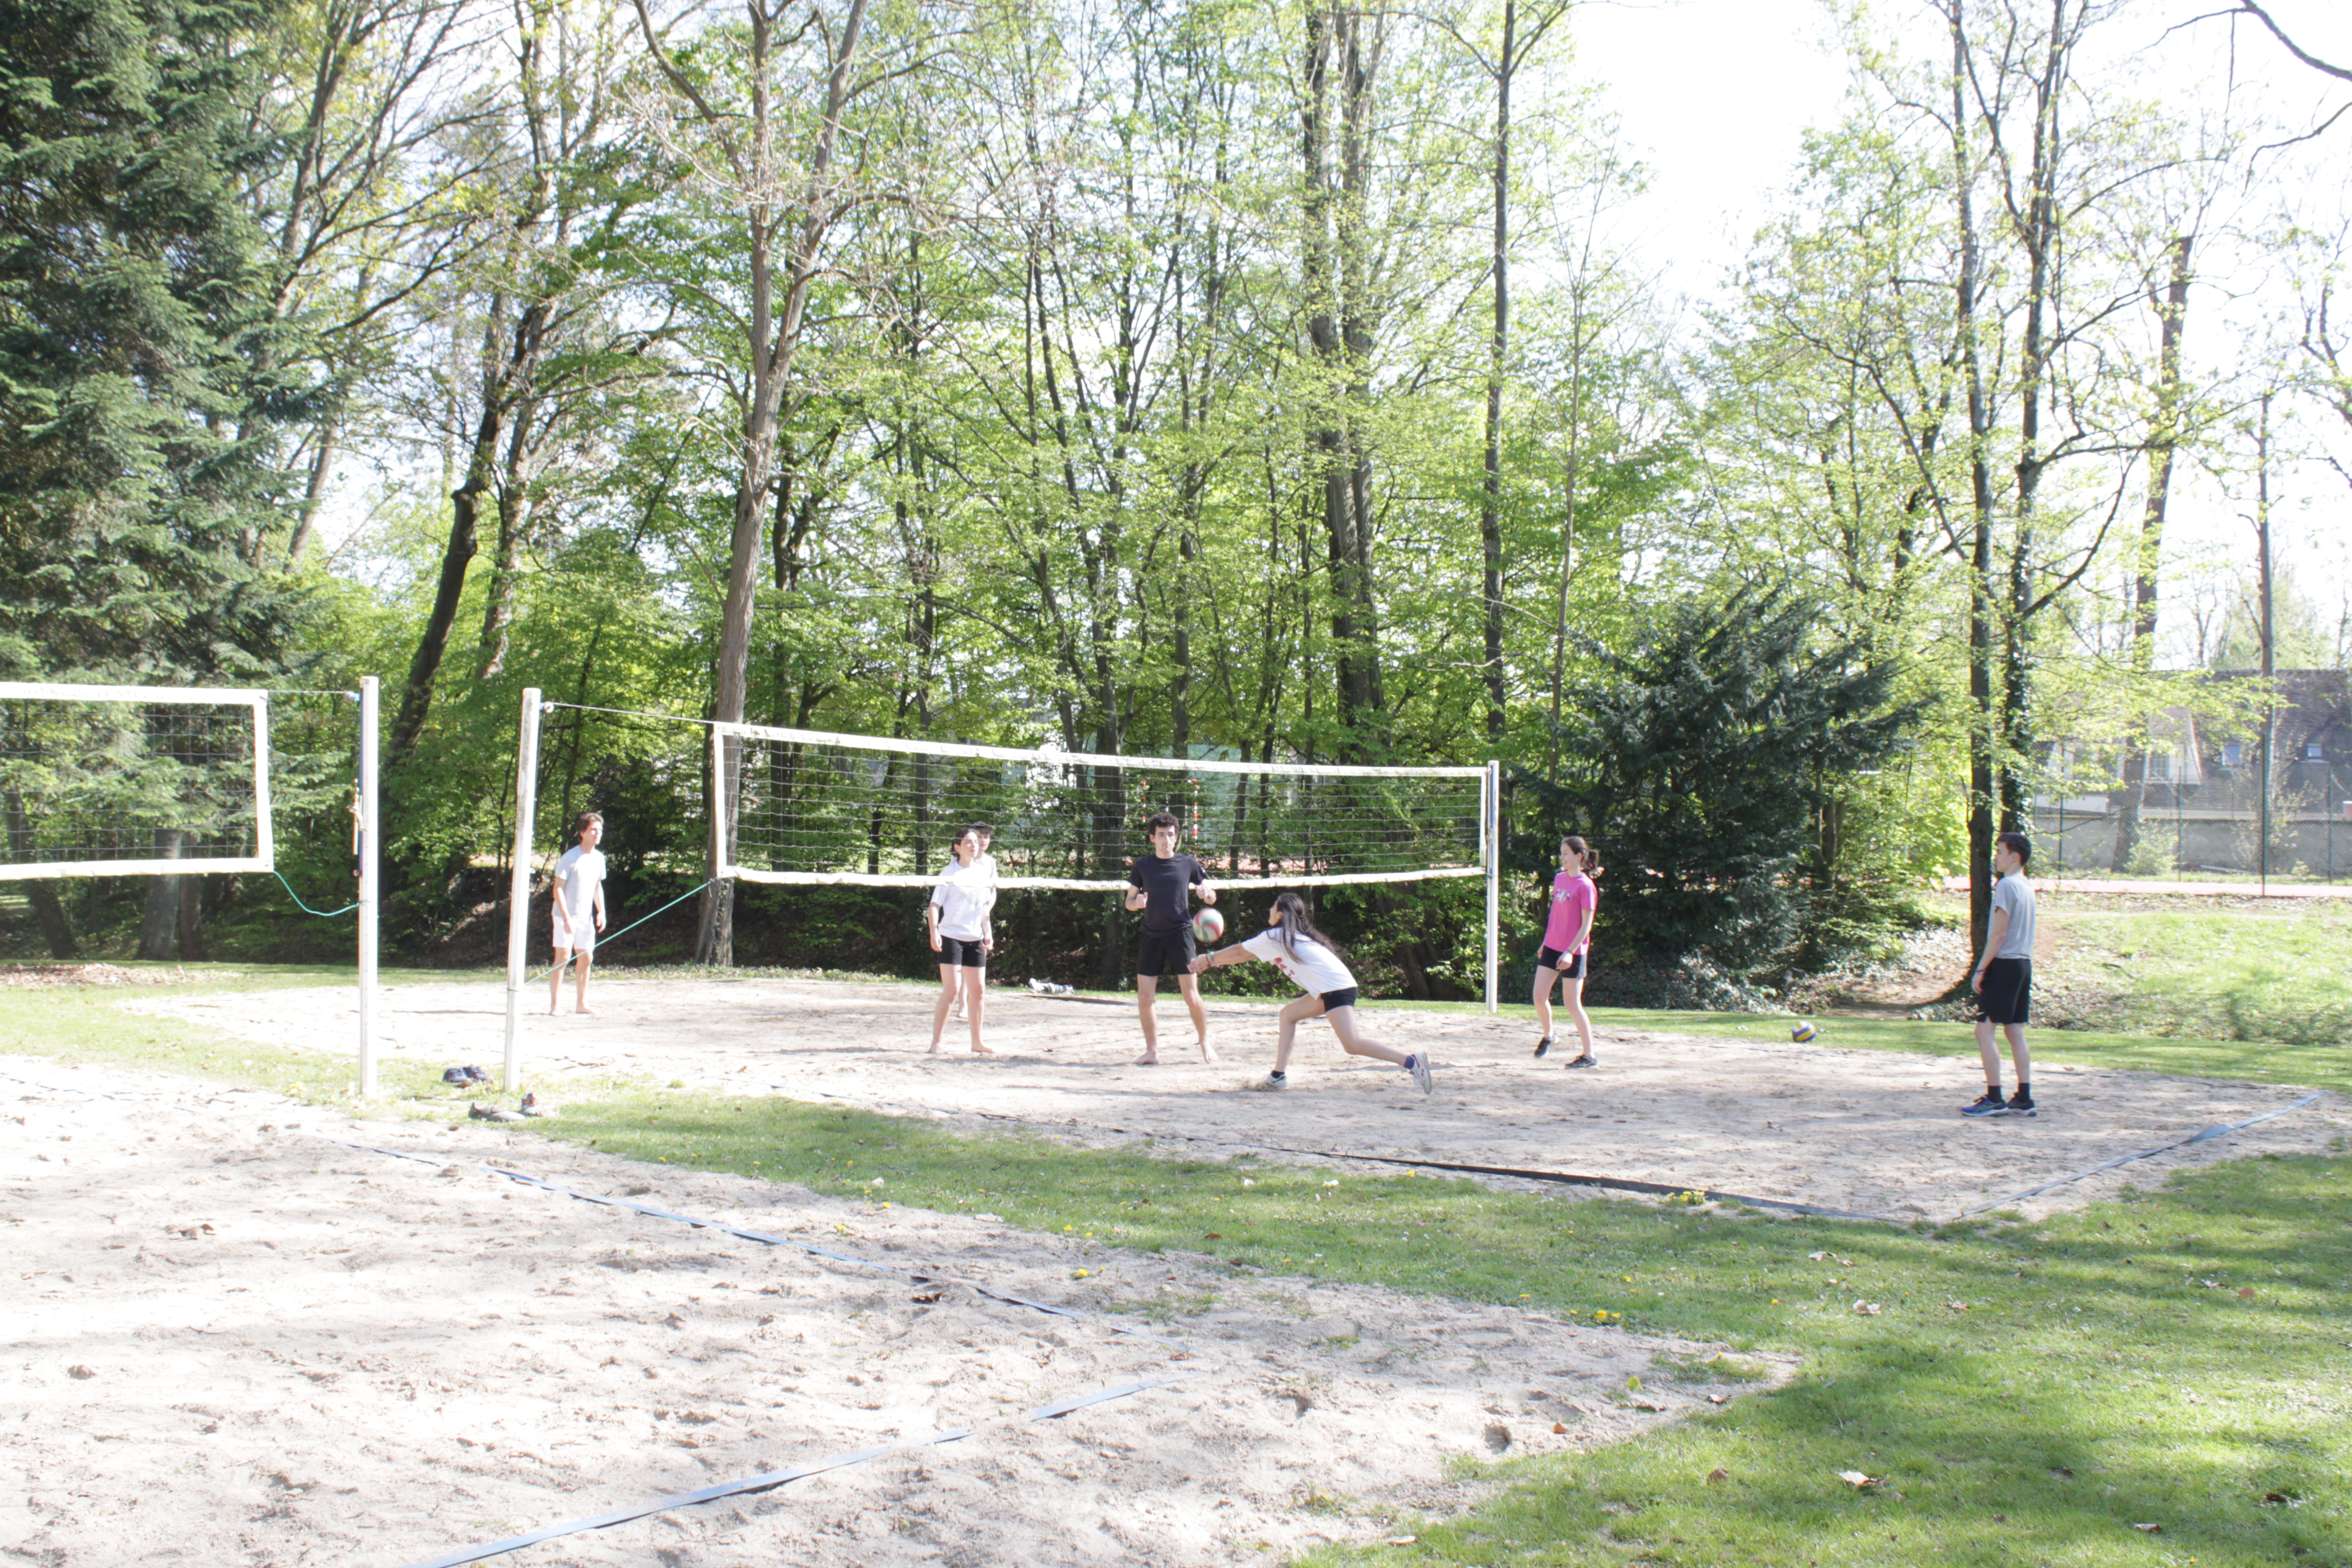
715, 725, 1487, 889
0, 691, 268, 876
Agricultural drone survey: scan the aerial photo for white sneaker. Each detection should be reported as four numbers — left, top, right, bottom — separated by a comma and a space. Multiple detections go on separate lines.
1406, 1053, 1433, 1097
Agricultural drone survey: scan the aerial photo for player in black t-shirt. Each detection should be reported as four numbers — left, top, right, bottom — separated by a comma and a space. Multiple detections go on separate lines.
1125, 809, 1220, 1066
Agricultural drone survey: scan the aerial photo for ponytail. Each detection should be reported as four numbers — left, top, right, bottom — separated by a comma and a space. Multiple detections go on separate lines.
1269, 890, 1346, 961
1563, 835, 1602, 879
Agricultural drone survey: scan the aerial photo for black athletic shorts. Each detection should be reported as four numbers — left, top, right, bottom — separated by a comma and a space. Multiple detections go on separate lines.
936, 935, 987, 969
1136, 926, 1197, 979
1975, 957, 2032, 1025
1317, 986, 1361, 1011
1536, 946, 1588, 980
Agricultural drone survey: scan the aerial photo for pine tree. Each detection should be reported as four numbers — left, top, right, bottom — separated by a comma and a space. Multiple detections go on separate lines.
1523, 586, 1924, 978
0, 0, 312, 682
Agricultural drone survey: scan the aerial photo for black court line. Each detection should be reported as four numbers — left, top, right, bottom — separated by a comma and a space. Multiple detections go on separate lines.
893, 1100, 1907, 1224
1956, 1091, 2331, 1217
396, 1373, 1199, 1568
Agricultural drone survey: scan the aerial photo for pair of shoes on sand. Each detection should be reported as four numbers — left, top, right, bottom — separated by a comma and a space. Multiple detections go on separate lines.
1533, 1036, 1596, 1069
469, 1092, 553, 1123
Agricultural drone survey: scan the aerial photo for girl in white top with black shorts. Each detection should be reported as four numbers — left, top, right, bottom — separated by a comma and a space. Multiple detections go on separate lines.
927, 826, 997, 1055
1190, 891, 1433, 1095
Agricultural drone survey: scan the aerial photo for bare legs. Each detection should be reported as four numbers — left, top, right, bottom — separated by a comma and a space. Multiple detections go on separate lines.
1974, 1019, 2030, 1086
1270, 996, 1408, 1075
1533, 965, 1591, 1061
1134, 972, 1217, 1065
549, 946, 595, 1015
930, 964, 994, 1054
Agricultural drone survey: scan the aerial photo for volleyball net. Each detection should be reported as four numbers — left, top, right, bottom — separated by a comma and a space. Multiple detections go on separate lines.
710, 721, 1492, 892
0, 682, 275, 879
0, 677, 385, 1094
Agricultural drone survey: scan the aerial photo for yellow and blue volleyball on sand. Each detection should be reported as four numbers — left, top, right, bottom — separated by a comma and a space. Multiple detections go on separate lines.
1193, 907, 1225, 943
1790, 1020, 1817, 1042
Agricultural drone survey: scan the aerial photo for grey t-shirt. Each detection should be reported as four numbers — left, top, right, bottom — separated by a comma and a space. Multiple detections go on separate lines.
1991, 870, 2036, 960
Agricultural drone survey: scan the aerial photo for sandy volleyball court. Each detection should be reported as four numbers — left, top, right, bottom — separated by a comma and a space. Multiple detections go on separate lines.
3, 1054, 1778, 1568
135, 974, 2346, 1222
5, 973, 2337, 1567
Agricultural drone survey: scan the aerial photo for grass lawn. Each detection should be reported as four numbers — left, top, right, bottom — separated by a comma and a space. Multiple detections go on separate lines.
2045, 900, 2352, 1046
2, 969, 2346, 1566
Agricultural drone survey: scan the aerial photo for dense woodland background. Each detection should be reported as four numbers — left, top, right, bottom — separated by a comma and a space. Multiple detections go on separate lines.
2, 0, 2348, 998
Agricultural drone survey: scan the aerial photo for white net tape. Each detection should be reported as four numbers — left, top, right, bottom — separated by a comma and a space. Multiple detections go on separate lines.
712, 722, 1489, 890
0, 683, 273, 880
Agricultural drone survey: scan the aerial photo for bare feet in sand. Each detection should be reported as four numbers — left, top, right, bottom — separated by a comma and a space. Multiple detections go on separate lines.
1133, 1042, 1216, 1067
574, 1005, 600, 1017
969, 1042, 999, 1055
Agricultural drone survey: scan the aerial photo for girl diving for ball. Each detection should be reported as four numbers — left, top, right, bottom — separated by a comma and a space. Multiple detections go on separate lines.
1190, 891, 1433, 1096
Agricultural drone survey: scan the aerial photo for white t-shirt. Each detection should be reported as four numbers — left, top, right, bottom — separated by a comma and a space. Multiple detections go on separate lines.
929, 858, 996, 942
1239, 927, 1356, 996
551, 845, 606, 932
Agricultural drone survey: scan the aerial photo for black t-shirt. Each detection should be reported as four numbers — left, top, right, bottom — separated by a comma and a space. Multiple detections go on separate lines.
1127, 852, 1206, 934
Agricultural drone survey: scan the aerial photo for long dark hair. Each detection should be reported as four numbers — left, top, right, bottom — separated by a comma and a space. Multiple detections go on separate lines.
1269, 891, 1344, 960
1562, 835, 1602, 877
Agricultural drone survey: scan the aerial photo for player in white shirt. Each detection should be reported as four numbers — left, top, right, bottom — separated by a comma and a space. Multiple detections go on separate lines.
950, 822, 996, 1024
549, 812, 608, 1016
1190, 891, 1433, 1095
927, 824, 998, 1054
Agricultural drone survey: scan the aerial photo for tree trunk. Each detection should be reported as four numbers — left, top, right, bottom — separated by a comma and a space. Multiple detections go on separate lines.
4, 789, 76, 957
1479, 0, 1515, 747
1948, 0, 1998, 946
174, 856, 207, 961
476, 400, 540, 680
137, 829, 184, 960
285, 410, 342, 567
392, 300, 549, 760
686, 0, 872, 966
2110, 234, 2194, 869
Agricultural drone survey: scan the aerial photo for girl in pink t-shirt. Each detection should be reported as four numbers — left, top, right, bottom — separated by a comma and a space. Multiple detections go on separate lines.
1533, 835, 1601, 1067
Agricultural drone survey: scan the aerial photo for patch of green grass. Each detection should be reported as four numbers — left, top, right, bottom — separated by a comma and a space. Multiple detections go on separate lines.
0, 962, 503, 1105
2053, 903, 2352, 1046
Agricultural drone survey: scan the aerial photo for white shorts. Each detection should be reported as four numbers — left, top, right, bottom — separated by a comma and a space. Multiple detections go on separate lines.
552, 910, 595, 953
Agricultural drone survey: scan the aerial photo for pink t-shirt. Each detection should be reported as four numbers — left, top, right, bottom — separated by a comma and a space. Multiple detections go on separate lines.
1542, 871, 1596, 953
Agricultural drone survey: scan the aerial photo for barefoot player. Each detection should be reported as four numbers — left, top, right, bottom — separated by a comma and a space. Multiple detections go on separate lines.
1126, 810, 1219, 1065
1191, 891, 1433, 1095
549, 811, 607, 1016
927, 824, 997, 1055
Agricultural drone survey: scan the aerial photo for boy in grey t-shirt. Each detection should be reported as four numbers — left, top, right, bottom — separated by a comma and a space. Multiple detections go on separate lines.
1962, 831, 2036, 1118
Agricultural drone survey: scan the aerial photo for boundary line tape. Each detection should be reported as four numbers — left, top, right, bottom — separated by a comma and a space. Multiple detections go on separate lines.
395, 1373, 1200, 1568
0, 1070, 1204, 1566
1956, 1091, 2331, 1217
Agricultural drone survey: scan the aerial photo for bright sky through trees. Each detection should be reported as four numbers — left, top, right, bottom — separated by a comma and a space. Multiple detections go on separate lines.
1569, 0, 2352, 664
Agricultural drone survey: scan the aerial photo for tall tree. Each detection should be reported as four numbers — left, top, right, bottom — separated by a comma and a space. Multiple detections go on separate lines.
632, 0, 880, 963
0, 0, 313, 682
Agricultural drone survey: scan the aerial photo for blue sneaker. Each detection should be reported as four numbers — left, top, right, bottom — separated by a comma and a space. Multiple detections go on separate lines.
1961, 1090, 2008, 1117
2006, 1091, 2038, 1119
